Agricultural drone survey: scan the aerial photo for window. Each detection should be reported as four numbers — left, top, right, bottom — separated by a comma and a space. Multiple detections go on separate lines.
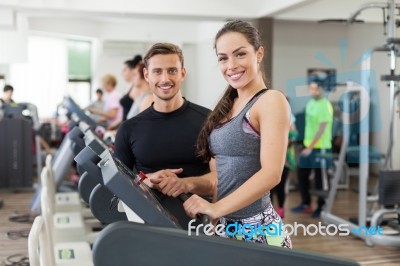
67, 40, 92, 108
10, 36, 67, 118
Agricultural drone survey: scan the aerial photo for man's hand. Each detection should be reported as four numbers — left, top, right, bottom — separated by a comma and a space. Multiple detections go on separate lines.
149, 168, 187, 197
301, 147, 312, 157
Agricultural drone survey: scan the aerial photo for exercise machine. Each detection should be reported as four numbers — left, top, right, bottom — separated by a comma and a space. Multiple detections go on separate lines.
0, 102, 41, 190
322, 0, 400, 247
31, 96, 100, 212
75, 144, 127, 224
91, 138, 359, 266
31, 125, 85, 212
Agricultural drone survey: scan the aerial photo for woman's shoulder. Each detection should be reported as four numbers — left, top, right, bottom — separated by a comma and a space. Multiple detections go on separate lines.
257, 89, 287, 106
252, 89, 290, 119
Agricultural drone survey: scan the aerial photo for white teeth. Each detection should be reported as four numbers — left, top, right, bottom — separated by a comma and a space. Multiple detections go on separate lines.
159, 85, 172, 89
229, 72, 243, 80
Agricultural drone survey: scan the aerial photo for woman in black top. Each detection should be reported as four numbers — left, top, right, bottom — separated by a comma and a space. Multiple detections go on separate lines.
120, 55, 142, 121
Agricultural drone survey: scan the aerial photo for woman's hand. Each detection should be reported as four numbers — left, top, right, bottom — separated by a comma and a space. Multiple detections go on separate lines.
183, 194, 220, 221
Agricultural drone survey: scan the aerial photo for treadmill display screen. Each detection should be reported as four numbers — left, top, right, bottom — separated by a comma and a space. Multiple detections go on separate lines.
64, 96, 98, 128
113, 156, 158, 199
84, 129, 110, 154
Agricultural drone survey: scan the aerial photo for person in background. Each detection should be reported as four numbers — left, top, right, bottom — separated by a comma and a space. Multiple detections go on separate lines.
126, 62, 153, 120
85, 88, 105, 121
291, 77, 333, 218
0, 84, 53, 155
88, 74, 122, 130
120, 55, 143, 121
1, 85, 15, 104
271, 112, 298, 219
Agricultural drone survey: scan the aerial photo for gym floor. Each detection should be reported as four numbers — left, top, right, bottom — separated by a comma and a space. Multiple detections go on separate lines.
0, 184, 399, 265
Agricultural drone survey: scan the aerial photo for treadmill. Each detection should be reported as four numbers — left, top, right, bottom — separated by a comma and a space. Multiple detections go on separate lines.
92, 148, 360, 266
31, 97, 100, 212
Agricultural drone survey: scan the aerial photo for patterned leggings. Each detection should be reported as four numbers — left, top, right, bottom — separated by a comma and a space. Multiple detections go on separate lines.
219, 203, 292, 248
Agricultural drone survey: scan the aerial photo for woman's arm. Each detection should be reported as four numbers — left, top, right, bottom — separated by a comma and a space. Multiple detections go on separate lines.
184, 91, 290, 219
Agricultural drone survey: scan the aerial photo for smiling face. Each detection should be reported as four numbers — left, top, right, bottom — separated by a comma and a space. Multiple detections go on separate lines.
216, 32, 263, 91
143, 53, 186, 102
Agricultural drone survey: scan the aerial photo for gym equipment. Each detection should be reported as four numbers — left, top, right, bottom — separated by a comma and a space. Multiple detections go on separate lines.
0, 102, 41, 190
0, 116, 32, 188
93, 221, 359, 266
322, 0, 400, 247
89, 183, 127, 224
70, 121, 359, 266
40, 168, 97, 244
69, 124, 128, 224
31, 125, 85, 212
99, 151, 180, 228
82, 124, 208, 228
75, 145, 127, 224
78, 171, 99, 204
74, 146, 103, 204
44, 155, 84, 213
63, 96, 98, 129
29, 216, 93, 266
90, 141, 359, 266
41, 95, 101, 196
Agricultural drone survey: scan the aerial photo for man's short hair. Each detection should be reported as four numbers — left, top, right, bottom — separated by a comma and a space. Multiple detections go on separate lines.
144, 43, 184, 69
3, 85, 14, 93
95, 88, 103, 95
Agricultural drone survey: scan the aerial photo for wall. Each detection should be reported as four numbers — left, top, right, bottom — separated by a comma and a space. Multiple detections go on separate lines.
193, 39, 226, 109
0, 65, 10, 80
0, 14, 28, 64
188, 21, 226, 109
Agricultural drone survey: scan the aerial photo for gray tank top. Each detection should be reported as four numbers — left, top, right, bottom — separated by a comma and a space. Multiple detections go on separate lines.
209, 89, 270, 219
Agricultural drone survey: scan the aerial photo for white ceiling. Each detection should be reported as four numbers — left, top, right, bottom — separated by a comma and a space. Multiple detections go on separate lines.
0, 0, 395, 23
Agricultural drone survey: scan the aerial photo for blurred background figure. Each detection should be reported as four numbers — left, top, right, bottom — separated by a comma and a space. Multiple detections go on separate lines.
88, 74, 122, 130
291, 76, 333, 218
126, 62, 153, 120
120, 55, 143, 121
1, 85, 15, 104
85, 88, 105, 121
271, 108, 298, 219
